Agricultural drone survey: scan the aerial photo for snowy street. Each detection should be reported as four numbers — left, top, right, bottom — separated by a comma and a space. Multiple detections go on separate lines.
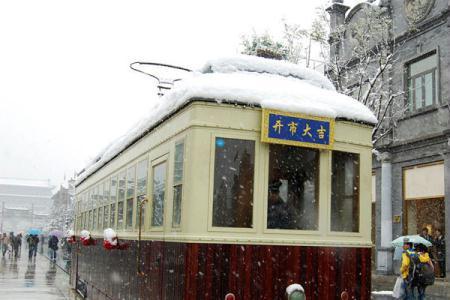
0, 247, 74, 300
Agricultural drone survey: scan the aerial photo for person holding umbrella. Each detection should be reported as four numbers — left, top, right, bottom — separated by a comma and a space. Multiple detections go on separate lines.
400, 238, 416, 300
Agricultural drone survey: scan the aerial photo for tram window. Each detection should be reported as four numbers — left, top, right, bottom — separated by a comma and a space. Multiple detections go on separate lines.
93, 208, 97, 230
151, 162, 167, 227
104, 180, 110, 205
267, 145, 319, 230
103, 205, 109, 229
110, 203, 116, 228
110, 176, 118, 229
172, 142, 184, 228
331, 151, 360, 233
110, 176, 118, 203
212, 137, 255, 228
136, 159, 148, 229
88, 210, 93, 229
99, 183, 104, 207
117, 171, 126, 229
98, 207, 103, 230
126, 166, 136, 229
94, 185, 99, 207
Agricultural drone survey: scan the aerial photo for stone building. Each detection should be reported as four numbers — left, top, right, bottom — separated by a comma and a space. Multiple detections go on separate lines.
327, 0, 450, 276
0, 178, 53, 232
48, 179, 75, 232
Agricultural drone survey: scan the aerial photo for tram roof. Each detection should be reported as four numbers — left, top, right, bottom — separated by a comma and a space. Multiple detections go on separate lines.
76, 55, 377, 186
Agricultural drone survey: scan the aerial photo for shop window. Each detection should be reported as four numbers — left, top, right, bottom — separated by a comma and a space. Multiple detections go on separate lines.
117, 171, 126, 229
406, 52, 438, 112
126, 166, 136, 229
135, 159, 148, 229
212, 137, 255, 228
267, 144, 319, 230
172, 142, 184, 228
151, 162, 167, 227
331, 151, 360, 232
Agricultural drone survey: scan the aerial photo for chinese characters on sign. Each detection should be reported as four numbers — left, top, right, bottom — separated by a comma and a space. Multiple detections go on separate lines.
261, 109, 334, 150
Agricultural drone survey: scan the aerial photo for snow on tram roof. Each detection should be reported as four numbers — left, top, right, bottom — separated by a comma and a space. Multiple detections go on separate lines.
76, 55, 377, 185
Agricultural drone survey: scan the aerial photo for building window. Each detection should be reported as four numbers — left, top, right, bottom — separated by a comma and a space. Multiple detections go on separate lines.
151, 162, 167, 227
172, 142, 184, 228
117, 171, 126, 229
212, 137, 255, 228
135, 159, 148, 229
407, 52, 438, 111
331, 151, 360, 232
267, 145, 319, 230
126, 166, 136, 229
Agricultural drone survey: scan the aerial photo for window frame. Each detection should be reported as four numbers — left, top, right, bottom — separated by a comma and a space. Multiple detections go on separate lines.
149, 154, 169, 232
171, 139, 185, 230
263, 144, 321, 234
125, 165, 136, 231
208, 132, 259, 233
135, 157, 149, 231
327, 145, 364, 237
405, 50, 440, 113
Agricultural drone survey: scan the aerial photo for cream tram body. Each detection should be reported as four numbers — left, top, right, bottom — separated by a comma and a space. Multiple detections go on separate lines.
73, 99, 373, 300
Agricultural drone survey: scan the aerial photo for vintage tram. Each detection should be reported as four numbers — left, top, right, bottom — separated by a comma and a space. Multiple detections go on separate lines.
72, 55, 376, 299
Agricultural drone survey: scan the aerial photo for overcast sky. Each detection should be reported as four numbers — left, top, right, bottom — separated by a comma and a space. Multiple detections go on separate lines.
0, 0, 363, 187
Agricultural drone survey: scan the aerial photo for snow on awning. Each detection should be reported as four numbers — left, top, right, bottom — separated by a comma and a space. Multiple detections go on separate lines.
76, 55, 377, 186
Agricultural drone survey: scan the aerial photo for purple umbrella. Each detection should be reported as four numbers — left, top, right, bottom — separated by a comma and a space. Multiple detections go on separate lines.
48, 230, 63, 238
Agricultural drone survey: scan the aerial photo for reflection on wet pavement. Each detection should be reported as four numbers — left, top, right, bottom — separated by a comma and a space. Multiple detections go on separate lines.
0, 248, 69, 299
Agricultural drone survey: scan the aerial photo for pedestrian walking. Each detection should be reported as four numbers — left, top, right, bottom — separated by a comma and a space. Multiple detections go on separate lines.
11, 232, 20, 258
16, 233, 22, 256
0, 233, 9, 257
10, 232, 19, 258
48, 235, 59, 262
400, 239, 416, 300
27, 234, 39, 260
434, 228, 446, 278
411, 243, 434, 300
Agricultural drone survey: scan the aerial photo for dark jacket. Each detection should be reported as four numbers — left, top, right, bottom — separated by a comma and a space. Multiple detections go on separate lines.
435, 235, 446, 261
48, 236, 59, 250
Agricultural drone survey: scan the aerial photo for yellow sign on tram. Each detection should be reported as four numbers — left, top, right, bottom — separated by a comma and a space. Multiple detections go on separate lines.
261, 109, 335, 150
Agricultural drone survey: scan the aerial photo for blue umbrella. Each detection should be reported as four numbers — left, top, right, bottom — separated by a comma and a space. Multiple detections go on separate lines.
27, 228, 42, 235
391, 235, 432, 247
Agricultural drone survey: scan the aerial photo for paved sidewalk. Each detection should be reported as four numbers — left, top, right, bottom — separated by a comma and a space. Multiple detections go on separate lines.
0, 247, 71, 300
372, 272, 450, 299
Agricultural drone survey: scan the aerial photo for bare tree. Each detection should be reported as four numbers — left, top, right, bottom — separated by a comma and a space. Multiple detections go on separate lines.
327, 3, 406, 145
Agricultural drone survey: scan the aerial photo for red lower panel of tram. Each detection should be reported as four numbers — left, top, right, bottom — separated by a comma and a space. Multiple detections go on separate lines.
72, 240, 371, 300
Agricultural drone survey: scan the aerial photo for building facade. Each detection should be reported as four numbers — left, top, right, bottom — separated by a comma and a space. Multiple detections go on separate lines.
0, 178, 53, 233
327, 0, 450, 276
49, 179, 75, 232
